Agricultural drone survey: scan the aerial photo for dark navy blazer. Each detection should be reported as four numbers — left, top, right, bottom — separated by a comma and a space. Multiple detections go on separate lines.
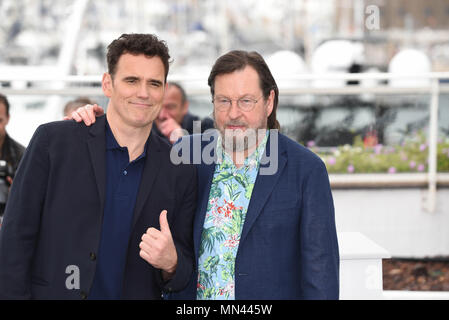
0, 115, 197, 300
171, 130, 339, 300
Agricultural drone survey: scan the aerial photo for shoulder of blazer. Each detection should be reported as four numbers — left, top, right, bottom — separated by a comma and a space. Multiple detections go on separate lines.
38, 118, 101, 142
277, 132, 325, 168
149, 128, 172, 154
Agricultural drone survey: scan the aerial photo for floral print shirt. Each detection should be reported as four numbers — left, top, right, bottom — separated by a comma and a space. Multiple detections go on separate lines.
196, 131, 269, 300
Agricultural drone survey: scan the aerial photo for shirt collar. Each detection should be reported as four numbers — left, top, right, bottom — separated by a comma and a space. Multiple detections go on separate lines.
105, 119, 149, 160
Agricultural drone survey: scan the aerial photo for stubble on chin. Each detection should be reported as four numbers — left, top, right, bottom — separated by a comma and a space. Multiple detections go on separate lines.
220, 127, 267, 153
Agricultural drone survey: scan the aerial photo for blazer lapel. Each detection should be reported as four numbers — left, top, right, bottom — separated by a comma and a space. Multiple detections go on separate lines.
87, 115, 107, 215
193, 132, 219, 259
194, 161, 215, 259
131, 131, 163, 229
239, 132, 287, 244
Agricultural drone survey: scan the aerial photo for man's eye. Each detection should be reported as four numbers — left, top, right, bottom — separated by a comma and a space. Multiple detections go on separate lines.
219, 99, 230, 104
126, 79, 137, 83
149, 82, 161, 87
164, 104, 177, 110
240, 99, 252, 104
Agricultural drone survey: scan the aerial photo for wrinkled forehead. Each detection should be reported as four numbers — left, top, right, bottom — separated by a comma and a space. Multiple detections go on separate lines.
113, 53, 166, 82
213, 66, 262, 97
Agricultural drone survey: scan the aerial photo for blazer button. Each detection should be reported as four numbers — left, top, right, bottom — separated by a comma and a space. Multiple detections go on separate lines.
80, 291, 87, 300
90, 252, 96, 261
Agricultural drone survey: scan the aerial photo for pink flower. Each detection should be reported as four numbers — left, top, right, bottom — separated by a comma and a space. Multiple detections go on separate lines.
223, 234, 240, 248
417, 164, 425, 172
328, 157, 336, 165
388, 167, 396, 174
374, 144, 383, 155
347, 165, 355, 173
386, 147, 395, 154
211, 212, 225, 227
307, 140, 316, 148
409, 161, 416, 169
419, 144, 427, 152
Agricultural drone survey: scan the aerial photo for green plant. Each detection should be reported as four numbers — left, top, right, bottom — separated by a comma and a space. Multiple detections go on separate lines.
310, 133, 449, 174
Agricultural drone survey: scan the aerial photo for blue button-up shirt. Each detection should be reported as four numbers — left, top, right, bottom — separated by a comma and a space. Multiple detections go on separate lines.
89, 121, 147, 299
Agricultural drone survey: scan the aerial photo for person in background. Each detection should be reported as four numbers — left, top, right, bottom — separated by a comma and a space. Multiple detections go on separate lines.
154, 82, 214, 143
0, 93, 25, 219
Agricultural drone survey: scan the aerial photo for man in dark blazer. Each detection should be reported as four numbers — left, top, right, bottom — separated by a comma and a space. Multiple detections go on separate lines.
67, 50, 339, 300
0, 34, 197, 300
171, 50, 339, 300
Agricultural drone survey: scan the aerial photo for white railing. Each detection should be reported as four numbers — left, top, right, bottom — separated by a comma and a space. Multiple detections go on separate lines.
1, 72, 449, 212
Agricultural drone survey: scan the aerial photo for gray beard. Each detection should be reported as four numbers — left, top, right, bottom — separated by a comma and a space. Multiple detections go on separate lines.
221, 128, 261, 153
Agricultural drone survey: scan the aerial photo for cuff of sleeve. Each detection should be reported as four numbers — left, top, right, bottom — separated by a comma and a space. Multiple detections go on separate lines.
159, 246, 193, 293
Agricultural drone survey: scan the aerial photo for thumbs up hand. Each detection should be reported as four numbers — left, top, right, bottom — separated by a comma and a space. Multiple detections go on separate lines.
139, 210, 177, 276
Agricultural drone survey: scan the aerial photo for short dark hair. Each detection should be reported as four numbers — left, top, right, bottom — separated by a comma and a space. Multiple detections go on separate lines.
208, 50, 280, 130
168, 82, 187, 105
107, 33, 171, 82
0, 93, 10, 116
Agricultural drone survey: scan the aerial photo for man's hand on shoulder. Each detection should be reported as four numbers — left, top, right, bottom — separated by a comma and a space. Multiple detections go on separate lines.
63, 104, 105, 126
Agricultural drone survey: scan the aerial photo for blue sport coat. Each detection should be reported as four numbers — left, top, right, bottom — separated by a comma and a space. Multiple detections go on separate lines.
171, 130, 339, 300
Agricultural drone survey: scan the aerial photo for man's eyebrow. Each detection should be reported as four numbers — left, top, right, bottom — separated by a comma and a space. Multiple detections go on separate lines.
123, 76, 139, 81
122, 76, 163, 85
148, 79, 163, 86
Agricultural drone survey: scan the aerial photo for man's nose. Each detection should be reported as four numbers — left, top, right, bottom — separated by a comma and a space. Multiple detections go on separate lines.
137, 83, 149, 99
158, 107, 168, 120
227, 100, 242, 119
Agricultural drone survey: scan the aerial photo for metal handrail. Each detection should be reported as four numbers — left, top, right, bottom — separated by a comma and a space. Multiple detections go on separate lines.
1, 71, 448, 82
1, 72, 448, 211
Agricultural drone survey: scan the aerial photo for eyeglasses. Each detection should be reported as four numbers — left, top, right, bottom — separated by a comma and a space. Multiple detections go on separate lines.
212, 95, 264, 112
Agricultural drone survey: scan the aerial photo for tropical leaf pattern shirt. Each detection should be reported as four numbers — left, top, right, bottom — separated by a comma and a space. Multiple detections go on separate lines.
197, 131, 269, 300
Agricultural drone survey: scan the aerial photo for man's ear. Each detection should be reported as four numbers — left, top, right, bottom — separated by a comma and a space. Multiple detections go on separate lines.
266, 89, 275, 117
102, 73, 113, 97
181, 100, 189, 117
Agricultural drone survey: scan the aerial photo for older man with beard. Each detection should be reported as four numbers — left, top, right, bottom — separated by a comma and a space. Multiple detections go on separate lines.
69, 50, 339, 300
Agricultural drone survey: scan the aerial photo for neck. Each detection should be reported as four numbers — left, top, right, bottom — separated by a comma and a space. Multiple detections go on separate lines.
0, 133, 5, 148
106, 108, 153, 162
231, 145, 256, 168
